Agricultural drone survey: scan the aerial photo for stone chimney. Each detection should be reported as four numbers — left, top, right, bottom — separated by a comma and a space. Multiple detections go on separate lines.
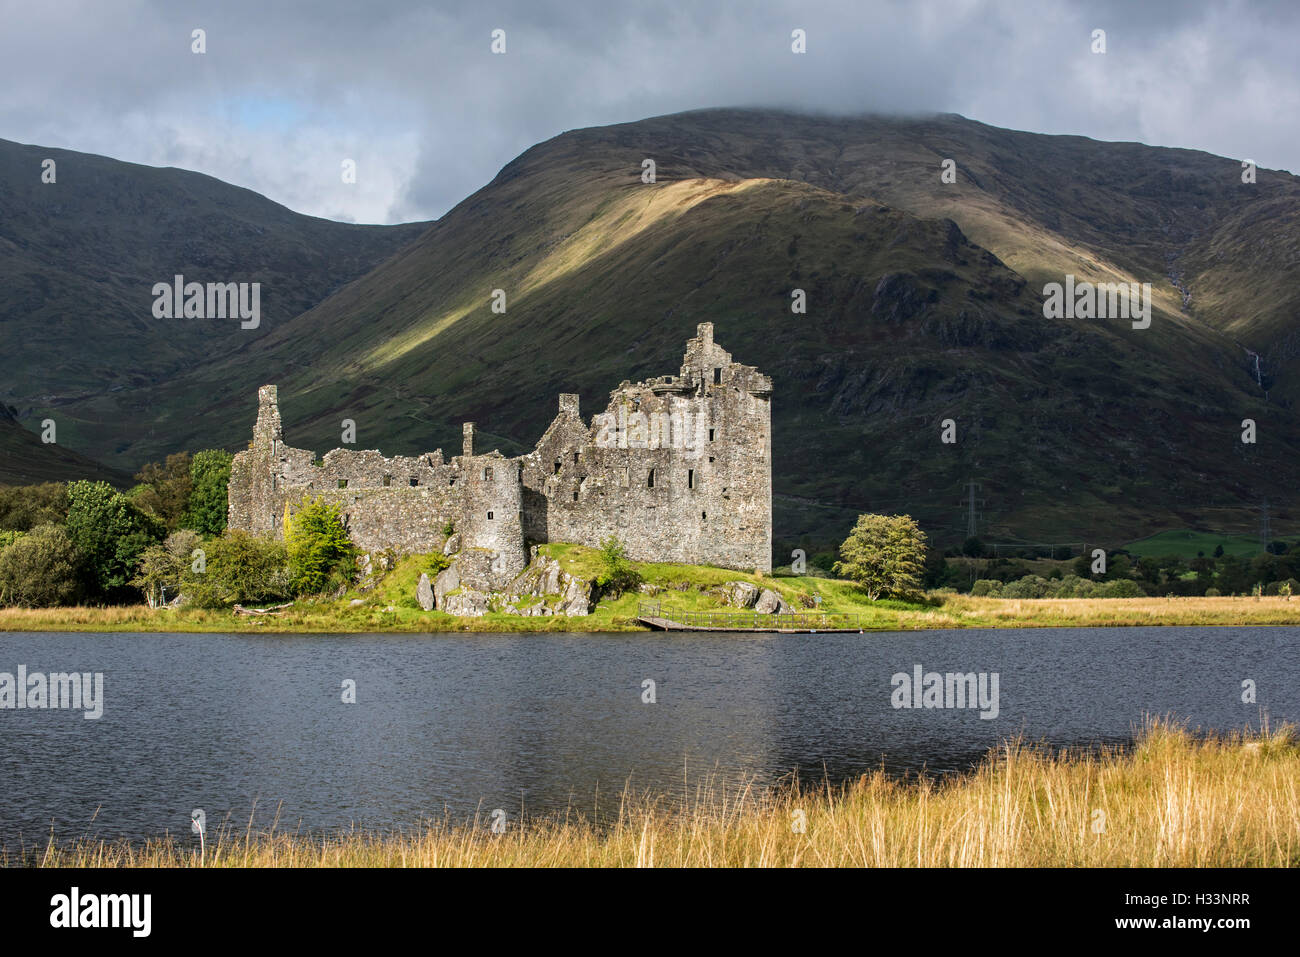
462, 422, 475, 458
559, 393, 580, 417
697, 322, 714, 348
254, 385, 282, 446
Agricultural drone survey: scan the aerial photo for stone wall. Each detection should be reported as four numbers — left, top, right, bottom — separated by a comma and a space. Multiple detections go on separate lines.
227, 323, 772, 572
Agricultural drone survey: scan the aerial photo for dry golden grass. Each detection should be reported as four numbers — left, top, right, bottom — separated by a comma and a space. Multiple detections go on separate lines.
15, 721, 1297, 868
941, 594, 1300, 628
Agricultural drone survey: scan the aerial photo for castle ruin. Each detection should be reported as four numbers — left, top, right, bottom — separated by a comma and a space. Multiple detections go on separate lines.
227, 323, 773, 578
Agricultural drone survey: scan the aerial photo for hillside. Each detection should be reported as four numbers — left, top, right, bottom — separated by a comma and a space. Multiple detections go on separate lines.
0, 137, 426, 465
0, 404, 129, 486
6, 110, 1300, 548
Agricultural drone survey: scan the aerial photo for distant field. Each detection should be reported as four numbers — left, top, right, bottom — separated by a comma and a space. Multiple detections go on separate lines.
1122, 529, 1265, 559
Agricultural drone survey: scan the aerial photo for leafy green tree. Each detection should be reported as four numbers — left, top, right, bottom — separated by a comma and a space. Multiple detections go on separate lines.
284, 497, 358, 595
833, 513, 927, 601
182, 531, 291, 607
65, 480, 165, 600
0, 482, 69, 531
130, 452, 193, 530
595, 535, 642, 598
183, 449, 234, 536
0, 523, 82, 607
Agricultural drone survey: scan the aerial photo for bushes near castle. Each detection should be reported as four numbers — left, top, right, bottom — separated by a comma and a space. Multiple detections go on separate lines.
284, 497, 358, 596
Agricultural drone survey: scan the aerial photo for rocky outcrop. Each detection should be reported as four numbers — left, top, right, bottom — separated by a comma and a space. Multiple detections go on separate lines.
428, 550, 593, 617
754, 587, 791, 614
433, 561, 459, 609
721, 580, 760, 608
498, 554, 592, 616
416, 573, 435, 611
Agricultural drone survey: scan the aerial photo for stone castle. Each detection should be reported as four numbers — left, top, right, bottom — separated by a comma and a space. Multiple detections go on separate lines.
227, 323, 773, 580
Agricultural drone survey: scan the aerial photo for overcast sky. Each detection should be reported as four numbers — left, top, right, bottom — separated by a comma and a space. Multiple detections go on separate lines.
2, 0, 1296, 224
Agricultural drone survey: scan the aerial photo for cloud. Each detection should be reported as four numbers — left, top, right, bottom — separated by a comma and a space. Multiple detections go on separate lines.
0, 0, 1295, 223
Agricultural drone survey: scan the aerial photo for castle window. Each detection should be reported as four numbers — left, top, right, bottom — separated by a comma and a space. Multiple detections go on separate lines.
383, 474, 392, 487
338, 479, 348, 489
573, 490, 579, 501
554, 459, 561, 474
487, 511, 494, 520
713, 368, 721, 384
411, 477, 419, 487
647, 469, 655, 488
688, 469, 695, 489
573, 452, 579, 464
708, 456, 715, 463
702, 511, 707, 520
448, 477, 454, 486
483, 466, 493, 481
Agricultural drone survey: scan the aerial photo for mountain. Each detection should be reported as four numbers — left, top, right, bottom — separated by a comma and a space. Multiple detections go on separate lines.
0, 137, 426, 463
0, 404, 129, 486
5, 110, 1299, 549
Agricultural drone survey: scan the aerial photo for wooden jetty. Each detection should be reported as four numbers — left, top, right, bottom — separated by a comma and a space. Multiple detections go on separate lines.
636, 601, 866, 633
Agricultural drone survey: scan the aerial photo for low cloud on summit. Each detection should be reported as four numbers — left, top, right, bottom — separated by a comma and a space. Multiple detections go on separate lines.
1, 0, 1295, 223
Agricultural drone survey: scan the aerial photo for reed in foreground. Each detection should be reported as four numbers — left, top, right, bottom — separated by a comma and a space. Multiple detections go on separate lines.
16, 721, 1298, 868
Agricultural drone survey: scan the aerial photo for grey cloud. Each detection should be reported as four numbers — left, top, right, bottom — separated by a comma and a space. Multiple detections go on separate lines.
0, 0, 1295, 223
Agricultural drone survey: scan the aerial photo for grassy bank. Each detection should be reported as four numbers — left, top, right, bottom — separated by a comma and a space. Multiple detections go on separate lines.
15, 721, 1297, 867
2, 543, 1300, 633
1, 593, 1298, 633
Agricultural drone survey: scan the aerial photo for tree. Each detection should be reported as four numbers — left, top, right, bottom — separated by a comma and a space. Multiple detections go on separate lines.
130, 530, 201, 608
183, 449, 234, 536
0, 482, 69, 531
182, 531, 292, 607
130, 452, 193, 530
833, 514, 928, 601
65, 480, 165, 601
0, 523, 82, 607
284, 497, 358, 595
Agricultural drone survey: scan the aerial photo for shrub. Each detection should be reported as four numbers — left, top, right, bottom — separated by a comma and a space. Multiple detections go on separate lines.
0, 523, 82, 607
182, 531, 291, 607
1002, 575, 1049, 599
284, 497, 359, 596
1204, 587, 1221, 597
596, 536, 642, 598
1096, 578, 1147, 598
970, 579, 1003, 597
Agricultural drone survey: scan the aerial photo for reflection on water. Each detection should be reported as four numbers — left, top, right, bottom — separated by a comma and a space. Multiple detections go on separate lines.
0, 627, 1291, 844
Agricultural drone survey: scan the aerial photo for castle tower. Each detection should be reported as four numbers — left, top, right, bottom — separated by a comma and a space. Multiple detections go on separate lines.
228, 384, 288, 534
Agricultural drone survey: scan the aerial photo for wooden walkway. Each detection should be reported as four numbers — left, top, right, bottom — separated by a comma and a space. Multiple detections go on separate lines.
637, 602, 866, 633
